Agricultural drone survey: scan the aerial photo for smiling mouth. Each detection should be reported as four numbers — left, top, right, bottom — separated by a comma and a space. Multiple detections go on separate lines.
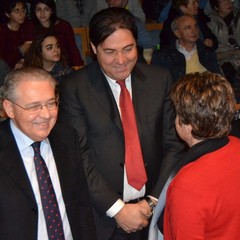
35, 121, 49, 127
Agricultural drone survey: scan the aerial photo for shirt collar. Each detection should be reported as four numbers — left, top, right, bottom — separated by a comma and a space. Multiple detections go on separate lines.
176, 40, 197, 60
10, 120, 49, 152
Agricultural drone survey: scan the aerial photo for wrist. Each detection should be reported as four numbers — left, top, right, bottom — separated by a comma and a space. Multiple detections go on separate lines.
145, 196, 156, 213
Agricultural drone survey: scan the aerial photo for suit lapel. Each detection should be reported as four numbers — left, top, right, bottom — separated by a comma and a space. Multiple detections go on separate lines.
86, 62, 148, 133
0, 120, 36, 204
131, 65, 148, 137
87, 62, 122, 131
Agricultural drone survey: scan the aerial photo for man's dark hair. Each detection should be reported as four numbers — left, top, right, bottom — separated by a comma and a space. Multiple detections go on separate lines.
89, 7, 138, 47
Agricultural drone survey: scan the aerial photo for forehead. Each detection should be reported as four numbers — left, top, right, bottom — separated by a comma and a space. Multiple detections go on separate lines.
178, 16, 196, 27
12, 2, 25, 10
42, 36, 58, 45
17, 76, 53, 89
187, 0, 199, 4
100, 28, 135, 47
36, 2, 50, 8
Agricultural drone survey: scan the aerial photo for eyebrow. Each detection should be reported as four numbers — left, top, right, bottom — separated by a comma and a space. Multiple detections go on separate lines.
45, 42, 59, 47
102, 43, 135, 51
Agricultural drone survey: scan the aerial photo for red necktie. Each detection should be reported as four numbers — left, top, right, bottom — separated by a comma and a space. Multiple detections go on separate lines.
117, 80, 147, 190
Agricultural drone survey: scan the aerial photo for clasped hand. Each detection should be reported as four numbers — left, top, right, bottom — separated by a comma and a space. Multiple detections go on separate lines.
114, 200, 153, 233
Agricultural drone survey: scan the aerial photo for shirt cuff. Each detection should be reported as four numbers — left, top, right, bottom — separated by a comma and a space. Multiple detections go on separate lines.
147, 195, 158, 202
106, 199, 125, 218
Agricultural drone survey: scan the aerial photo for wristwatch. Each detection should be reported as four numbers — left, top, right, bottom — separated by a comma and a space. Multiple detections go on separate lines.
145, 197, 156, 213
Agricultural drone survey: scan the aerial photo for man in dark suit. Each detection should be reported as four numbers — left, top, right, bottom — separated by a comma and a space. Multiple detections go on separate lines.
0, 67, 96, 239
59, 8, 184, 240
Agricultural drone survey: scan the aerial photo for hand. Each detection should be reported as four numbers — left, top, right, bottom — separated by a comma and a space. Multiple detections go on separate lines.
19, 41, 32, 55
138, 199, 155, 219
14, 59, 24, 69
114, 201, 152, 233
204, 38, 213, 48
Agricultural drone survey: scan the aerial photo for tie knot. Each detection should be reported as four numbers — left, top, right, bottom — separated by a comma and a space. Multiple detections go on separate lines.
116, 80, 126, 89
31, 142, 41, 153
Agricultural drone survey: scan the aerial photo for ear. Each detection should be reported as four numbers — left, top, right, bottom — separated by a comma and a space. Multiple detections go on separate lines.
179, 5, 187, 14
174, 29, 181, 39
5, 12, 10, 19
90, 42, 97, 55
3, 100, 15, 119
184, 124, 192, 135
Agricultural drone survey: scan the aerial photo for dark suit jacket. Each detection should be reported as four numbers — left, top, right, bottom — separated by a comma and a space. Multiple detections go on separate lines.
59, 61, 184, 239
160, 7, 218, 50
0, 119, 96, 240
151, 40, 221, 82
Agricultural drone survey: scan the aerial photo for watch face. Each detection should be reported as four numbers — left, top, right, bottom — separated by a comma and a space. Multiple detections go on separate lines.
146, 197, 155, 209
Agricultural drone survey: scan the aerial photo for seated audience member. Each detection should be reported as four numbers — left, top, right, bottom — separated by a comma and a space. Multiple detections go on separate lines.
0, 67, 97, 239
24, 33, 72, 82
98, 0, 146, 22
160, 0, 218, 49
0, 0, 34, 69
31, 0, 84, 67
152, 15, 221, 82
208, 0, 240, 84
56, 0, 95, 27
202, 0, 239, 15
162, 71, 240, 239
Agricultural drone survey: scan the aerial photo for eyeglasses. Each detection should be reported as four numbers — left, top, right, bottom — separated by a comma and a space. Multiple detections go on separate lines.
10, 100, 59, 113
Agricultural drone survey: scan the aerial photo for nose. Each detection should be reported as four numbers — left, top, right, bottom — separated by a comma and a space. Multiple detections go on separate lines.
39, 105, 51, 118
116, 52, 126, 64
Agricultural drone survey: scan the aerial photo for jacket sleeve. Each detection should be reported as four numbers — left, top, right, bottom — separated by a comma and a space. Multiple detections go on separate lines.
58, 70, 120, 216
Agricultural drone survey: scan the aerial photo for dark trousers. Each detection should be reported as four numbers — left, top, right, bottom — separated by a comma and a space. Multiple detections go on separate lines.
109, 226, 149, 240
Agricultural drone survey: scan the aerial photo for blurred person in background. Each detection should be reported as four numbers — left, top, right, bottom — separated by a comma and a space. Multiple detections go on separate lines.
24, 33, 72, 82
31, 0, 84, 67
0, 0, 34, 69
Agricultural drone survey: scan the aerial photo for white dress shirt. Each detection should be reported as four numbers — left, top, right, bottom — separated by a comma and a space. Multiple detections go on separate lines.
104, 74, 146, 217
10, 120, 73, 240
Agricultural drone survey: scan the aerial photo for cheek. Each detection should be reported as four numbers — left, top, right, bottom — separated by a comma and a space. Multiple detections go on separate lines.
35, 12, 40, 18
46, 12, 52, 18
98, 55, 114, 66
42, 51, 51, 59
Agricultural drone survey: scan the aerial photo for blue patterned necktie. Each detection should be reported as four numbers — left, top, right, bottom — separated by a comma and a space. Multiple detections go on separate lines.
31, 142, 65, 240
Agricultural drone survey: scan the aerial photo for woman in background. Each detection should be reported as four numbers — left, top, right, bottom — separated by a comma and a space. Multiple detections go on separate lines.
24, 33, 72, 82
0, 0, 34, 69
31, 0, 84, 68
208, 0, 240, 84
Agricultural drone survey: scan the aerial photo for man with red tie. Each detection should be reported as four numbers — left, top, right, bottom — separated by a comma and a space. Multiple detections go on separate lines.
59, 7, 184, 240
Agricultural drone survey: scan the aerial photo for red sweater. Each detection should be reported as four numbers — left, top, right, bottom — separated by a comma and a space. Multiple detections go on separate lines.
164, 136, 240, 240
0, 20, 34, 69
